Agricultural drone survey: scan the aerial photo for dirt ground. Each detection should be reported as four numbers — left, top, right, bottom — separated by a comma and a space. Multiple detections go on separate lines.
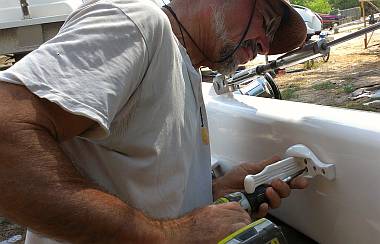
273, 24, 380, 112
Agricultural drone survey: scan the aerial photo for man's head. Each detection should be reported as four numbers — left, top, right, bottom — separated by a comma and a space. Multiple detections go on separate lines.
164, 0, 306, 75
209, 0, 306, 75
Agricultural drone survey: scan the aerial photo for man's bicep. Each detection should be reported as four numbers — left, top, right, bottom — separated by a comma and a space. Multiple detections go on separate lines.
0, 82, 96, 142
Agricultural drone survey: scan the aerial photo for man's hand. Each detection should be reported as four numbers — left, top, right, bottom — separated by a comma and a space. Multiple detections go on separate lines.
212, 156, 309, 218
162, 202, 251, 243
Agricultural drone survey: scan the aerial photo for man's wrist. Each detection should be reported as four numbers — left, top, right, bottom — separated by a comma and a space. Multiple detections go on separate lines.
159, 212, 199, 243
116, 212, 167, 243
212, 177, 226, 200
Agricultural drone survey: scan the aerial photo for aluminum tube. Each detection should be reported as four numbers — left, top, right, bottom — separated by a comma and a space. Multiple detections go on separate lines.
327, 22, 380, 48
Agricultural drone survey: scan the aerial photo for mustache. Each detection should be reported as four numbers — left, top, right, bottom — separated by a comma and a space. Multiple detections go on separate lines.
241, 39, 262, 57
215, 39, 261, 76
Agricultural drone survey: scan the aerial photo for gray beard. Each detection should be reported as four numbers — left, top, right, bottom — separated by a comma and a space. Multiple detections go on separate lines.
215, 39, 258, 76
211, 4, 239, 76
214, 43, 238, 76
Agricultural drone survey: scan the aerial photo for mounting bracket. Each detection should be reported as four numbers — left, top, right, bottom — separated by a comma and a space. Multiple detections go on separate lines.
244, 144, 336, 194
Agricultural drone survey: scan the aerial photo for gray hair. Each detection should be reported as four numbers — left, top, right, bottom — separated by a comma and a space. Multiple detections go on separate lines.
211, 2, 239, 75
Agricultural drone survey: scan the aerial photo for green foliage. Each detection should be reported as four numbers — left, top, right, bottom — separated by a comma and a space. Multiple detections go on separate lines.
292, 0, 332, 13
292, 0, 379, 13
303, 59, 324, 70
342, 84, 355, 94
328, 0, 358, 10
308, 0, 332, 13
281, 84, 300, 100
312, 81, 337, 90
292, 0, 308, 6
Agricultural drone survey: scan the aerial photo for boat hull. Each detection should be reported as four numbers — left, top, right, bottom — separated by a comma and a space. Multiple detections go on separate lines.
203, 83, 380, 243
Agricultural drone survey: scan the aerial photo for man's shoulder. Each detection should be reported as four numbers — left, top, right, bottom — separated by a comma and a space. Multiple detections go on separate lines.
111, 0, 174, 55
67, 0, 172, 57
112, 0, 163, 14
112, 0, 170, 29
77, 0, 170, 31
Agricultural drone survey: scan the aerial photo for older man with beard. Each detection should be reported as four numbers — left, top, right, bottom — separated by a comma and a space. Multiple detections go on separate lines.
0, 0, 307, 243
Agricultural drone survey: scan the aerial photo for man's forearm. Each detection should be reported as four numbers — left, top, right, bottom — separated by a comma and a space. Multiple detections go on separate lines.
0, 122, 163, 243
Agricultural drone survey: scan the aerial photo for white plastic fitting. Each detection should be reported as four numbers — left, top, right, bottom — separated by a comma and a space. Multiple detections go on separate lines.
244, 144, 336, 194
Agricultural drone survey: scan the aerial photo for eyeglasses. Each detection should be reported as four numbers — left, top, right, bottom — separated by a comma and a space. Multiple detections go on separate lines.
264, 15, 282, 43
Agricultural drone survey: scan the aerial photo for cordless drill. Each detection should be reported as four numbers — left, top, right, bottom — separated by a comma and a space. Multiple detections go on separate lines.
213, 168, 306, 243
213, 169, 306, 244
214, 188, 287, 244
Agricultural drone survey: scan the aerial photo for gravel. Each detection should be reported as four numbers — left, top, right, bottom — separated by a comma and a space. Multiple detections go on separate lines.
0, 217, 25, 243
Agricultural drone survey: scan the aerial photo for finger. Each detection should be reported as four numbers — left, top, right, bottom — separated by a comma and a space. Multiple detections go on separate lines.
241, 156, 281, 174
257, 156, 282, 170
234, 210, 251, 224
220, 208, 251, 225
219, 202, 246, 212
223, 213, 251, 226
289, 176, 309, 189
271, 179, 291, 198
230, 222, 249, 233
254, 203, 269, 219
239, 215, 253, 225
218, 203, 251, 219
265, 187, 281, 209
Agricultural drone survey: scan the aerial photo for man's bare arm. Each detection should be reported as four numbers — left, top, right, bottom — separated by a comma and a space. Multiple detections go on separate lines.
0, 82, 164, 243
0, 82, 264, 243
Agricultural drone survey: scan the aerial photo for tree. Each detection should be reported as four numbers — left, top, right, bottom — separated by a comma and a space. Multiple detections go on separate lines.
329, 0, 380, 10
307, 0, 332, 13
292, 0, 380, 14
328, 0, 358, 10
292, 0, 332, 13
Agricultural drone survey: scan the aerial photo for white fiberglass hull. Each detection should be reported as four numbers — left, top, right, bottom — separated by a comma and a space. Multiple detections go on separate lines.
203, 83, 380, 243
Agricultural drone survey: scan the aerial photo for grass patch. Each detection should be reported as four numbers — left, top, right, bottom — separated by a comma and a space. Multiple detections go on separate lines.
312, 81, 337, 90
342, 84, 355, 94
335, 82, 356, 94
303, 59, 323, 70
281, 84, 300, 100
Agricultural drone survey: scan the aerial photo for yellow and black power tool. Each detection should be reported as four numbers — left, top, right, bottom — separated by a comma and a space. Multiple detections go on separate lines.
219, 218, 287, 244
214, 190, 287, 244
213, 158, 311, 244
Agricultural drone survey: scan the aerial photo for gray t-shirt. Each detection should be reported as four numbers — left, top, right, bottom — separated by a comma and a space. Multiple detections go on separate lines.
0, 0, 212, 243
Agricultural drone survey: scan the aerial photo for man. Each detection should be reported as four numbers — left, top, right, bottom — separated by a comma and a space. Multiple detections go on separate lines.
0, 0, 307, 243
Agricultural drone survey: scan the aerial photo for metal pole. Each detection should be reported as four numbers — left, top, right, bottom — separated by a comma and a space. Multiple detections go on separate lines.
326, 22, 380, 47
19, 0, 30, 19
361, 1, 368, 49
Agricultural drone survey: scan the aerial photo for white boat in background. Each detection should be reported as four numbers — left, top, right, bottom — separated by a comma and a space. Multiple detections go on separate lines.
203, 82, 380, 244
292, 4, 322, 40
0, 0, 83, 56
